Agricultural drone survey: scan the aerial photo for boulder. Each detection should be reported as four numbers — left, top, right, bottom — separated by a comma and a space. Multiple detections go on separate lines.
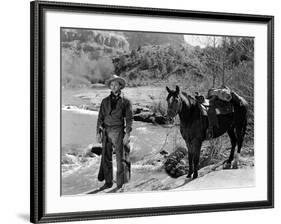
133, 112, 168, 125
133, 112, 154, 122
164, 147, 188, 178
133, 106, 150, 115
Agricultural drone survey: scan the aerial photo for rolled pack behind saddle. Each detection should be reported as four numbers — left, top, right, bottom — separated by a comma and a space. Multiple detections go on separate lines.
195, 87, 243, 139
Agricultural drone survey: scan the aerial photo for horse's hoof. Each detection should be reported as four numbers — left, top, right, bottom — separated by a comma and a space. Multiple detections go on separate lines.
186, 173, 192, 178
223, 162, 231, 169
193, 173, 198, 179
232, 161, 239, 169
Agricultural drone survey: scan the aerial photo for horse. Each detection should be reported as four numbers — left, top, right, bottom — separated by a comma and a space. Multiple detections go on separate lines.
166, 85, 248, 179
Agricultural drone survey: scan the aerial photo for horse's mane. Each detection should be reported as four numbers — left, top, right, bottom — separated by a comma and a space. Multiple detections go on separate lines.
178, 91, 199, 124
180, 91, 196, 108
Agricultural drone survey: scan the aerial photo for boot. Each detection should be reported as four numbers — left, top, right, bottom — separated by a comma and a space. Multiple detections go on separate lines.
99, 182, 113, 190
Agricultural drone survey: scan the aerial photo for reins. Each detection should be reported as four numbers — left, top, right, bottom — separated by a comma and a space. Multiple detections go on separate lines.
158, 95, 183, 153
158, 124, 174, 152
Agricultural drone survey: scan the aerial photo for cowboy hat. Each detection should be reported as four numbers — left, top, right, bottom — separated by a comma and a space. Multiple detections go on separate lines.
105, 74, 126, 89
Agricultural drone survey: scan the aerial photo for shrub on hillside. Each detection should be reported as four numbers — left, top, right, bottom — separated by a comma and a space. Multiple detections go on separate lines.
62, 48, 114, 87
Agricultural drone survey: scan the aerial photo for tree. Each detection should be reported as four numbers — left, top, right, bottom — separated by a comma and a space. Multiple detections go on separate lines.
166, 58, 174, 73
131, 49, 137, 58
200, 36, 221, 87
140, 55, 151, 70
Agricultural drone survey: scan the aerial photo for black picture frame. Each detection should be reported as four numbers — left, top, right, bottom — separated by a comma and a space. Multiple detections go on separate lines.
30, 1, 274, 223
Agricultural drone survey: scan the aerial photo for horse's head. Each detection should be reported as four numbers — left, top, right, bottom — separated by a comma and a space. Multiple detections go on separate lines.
166, 85, 182, 119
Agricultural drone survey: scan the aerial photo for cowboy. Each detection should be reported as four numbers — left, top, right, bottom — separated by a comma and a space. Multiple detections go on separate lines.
96, 75, 133, 190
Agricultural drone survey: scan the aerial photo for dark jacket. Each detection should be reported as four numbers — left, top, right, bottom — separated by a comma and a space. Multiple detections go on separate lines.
97, 93, 133, 134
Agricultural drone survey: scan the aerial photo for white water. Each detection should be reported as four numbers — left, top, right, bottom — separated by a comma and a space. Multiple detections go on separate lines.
62, 105, 98, 115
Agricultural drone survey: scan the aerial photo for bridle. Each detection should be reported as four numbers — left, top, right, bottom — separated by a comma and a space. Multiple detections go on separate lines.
167, 94, 182, 117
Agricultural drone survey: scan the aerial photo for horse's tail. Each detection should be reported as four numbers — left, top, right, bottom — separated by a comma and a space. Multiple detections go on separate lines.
240, 99, 248, 138
242, 113, 248, 138
231, 91, 248, 138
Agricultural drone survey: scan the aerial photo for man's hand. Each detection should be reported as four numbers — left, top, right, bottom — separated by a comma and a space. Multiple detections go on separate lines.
123, 133, 130, 145
96, 133, 102, 143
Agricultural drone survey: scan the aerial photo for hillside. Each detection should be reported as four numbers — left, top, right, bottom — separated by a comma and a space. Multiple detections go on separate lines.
124, 31, 185, 50
61, 29, 187, 88
112, 43, 203, 87
61, 29, 130, 56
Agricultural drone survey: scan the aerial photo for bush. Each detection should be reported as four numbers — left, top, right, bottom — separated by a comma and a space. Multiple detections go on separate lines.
95, 57, 114, 82
140, 55, 151, 70
128, 71, 138, 80
62, 48, 114, 87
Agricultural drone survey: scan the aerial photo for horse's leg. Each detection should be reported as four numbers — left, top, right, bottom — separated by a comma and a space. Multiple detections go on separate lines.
186, 151, 193, 178
224, 128, 237, 169
184, 140, 193, 178
191, 139, 202, 179
232, 126, 245, 169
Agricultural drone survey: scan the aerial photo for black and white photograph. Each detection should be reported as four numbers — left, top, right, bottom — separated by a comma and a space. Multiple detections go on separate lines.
29, 1, 274, 223
61, 28, 255, 196
1, 0, 278, 223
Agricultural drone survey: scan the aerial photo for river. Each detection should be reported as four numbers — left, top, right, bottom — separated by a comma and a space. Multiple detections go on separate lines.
61, 107, 178, 195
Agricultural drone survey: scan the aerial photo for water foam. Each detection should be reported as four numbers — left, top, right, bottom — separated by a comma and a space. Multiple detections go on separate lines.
62, 105, 98, 115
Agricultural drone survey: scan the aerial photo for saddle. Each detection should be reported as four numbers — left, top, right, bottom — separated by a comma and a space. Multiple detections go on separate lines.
195, 87, 242, 139
195, 88, 234, 116
199, 98, 234, 116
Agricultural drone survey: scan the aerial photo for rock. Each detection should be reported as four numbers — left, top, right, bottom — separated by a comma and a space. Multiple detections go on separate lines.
133, 112, 168, 125
90, 83, 106, 88
154, 115, 167, 124
164, 147, 188, 178
90, 144, 103, 156
132, 105, 169, 124
62, 154, 78, 164
133, 112, 154, 122
160, 150, 168, 155
133, 106, 150, 115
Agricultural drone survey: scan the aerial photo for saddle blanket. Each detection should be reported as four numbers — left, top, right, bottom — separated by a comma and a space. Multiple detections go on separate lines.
200, 99, 234, 116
